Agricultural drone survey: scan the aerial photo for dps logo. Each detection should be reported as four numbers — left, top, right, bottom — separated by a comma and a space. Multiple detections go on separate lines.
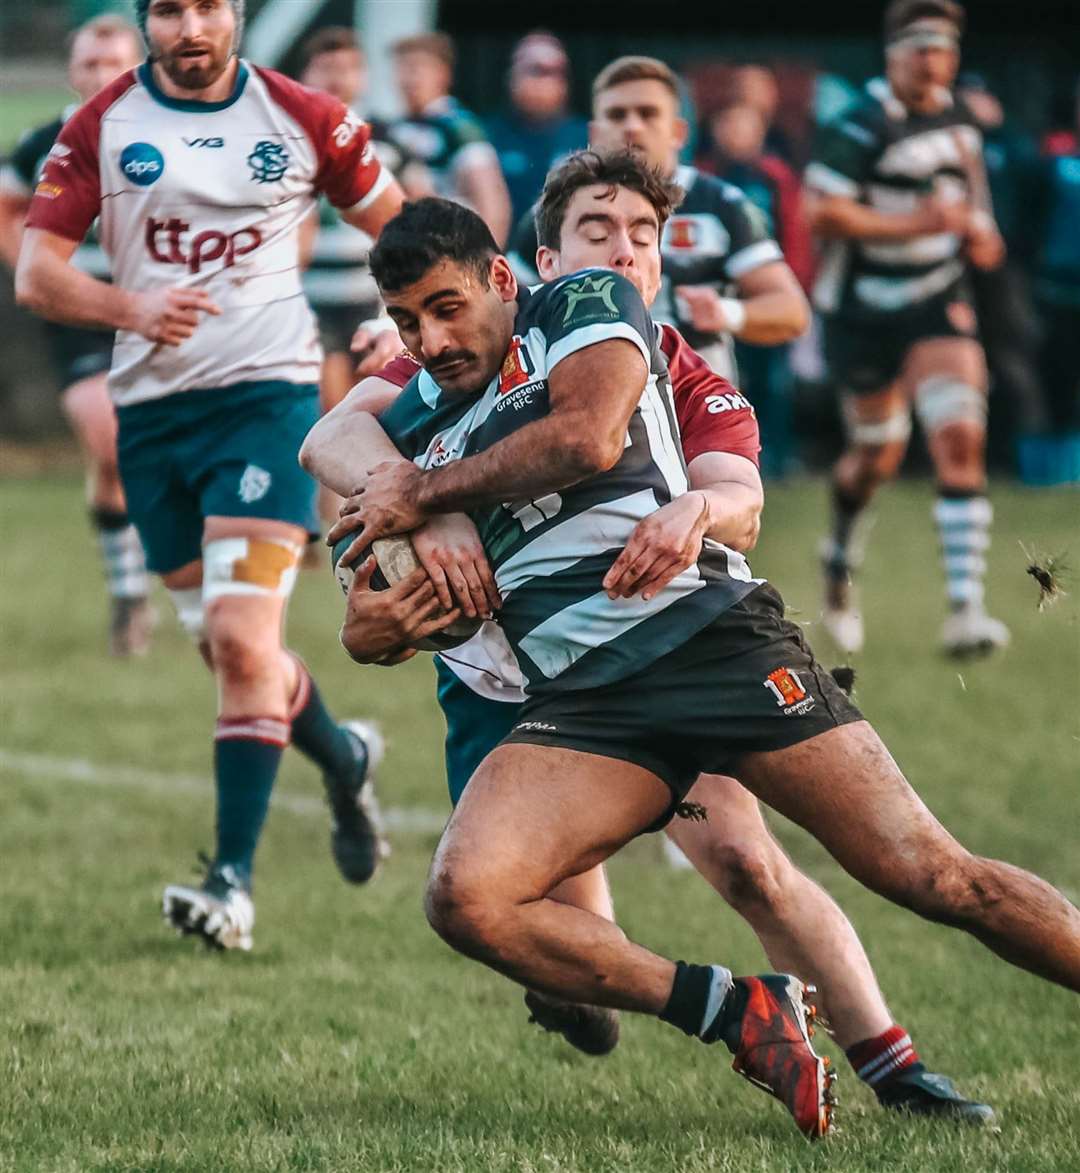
120, 142, 165, 187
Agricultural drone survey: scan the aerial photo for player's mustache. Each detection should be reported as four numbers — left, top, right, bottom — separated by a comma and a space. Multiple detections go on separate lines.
172, 41, 216, 60
427, 351, 476, 374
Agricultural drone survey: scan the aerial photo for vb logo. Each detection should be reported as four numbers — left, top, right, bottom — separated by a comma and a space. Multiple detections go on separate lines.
145, 217, 262, 274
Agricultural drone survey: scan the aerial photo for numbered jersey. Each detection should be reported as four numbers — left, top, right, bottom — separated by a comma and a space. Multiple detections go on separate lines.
379, 271, 760, 697
508, 165, 781, 382
24, 61, 390, 406
807, 79, 983, 319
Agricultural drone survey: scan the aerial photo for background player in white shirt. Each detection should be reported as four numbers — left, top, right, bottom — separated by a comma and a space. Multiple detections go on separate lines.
15, 0, 405, 951
0, 15, 152, 656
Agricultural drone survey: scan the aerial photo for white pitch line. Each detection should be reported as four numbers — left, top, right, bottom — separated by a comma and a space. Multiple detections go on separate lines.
0, 747, 448, 834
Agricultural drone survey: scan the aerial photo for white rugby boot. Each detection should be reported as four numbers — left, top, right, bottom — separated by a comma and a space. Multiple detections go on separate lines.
819, 539, 865, 655
163, 860, 255, 951
941, 604, 1011, 658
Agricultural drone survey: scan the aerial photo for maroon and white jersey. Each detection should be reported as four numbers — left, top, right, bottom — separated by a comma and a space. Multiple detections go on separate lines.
25, 61, 391, 406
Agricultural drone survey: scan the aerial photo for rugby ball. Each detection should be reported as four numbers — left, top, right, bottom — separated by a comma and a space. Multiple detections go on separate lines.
331, 532, 483, 652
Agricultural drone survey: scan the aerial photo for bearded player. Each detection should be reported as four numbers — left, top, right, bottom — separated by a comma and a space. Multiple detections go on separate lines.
15, 0, 404, 950
806, 0, 1008, 656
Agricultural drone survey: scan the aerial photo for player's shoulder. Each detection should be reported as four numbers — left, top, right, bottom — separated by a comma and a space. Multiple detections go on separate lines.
13, 117, 65, 159
62, 70, 141, 135
823, 87, 889, 144
527, 267, 646, 329
251, 65, 361, 136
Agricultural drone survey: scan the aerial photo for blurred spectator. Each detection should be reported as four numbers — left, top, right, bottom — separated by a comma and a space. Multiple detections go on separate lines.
697, 102, 814, 476
389, 32, 511, 243
485, 32, 587, 227
729, 64, 797, 165
298, 28, 421, 425
955, 72, 1048, 465
1021, 79, 1080, 474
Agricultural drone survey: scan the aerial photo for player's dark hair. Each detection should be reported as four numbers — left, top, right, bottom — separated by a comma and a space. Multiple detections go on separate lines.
300, 25, 363, 70
592, 56, 680, 105
534, 148, 683, 250
884, 0, 965, 40
391, 31, 455, 70
370, 198, 498, 293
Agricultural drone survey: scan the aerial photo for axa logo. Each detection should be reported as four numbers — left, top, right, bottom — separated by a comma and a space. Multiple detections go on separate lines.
332, 111, 364, 149
120, 142, 165, 186
764, 667, 815, 716
183, 136, 224, 148
705, 391, 755, 416
145, 217, 262, 274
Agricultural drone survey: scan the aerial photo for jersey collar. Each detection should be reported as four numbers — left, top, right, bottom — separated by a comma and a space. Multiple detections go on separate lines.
138, 57, 249, 113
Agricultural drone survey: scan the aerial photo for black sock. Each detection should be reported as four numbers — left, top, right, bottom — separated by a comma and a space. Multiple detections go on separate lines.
289, 660, 357, 780
827, 484, 866, 572
659, 961, 736, 1043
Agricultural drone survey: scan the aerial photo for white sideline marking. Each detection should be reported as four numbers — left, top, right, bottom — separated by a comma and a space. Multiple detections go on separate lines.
0, 747, 448, 834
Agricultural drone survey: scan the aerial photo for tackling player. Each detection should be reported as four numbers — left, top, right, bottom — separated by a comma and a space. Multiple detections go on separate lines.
341, 193, 1080, 1136
306, 150, 992, 1125
0, 15, 152, 656
15, 0, 404, 950
806, 0, 1009, 656
507, 56, 809, 385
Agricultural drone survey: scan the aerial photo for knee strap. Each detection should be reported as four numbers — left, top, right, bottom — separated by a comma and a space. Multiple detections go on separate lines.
914, 376, 987, 433
202, 537, 303, 603
842, 396, 912, 446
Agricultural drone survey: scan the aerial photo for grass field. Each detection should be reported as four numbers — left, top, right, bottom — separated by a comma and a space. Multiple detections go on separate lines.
1, 472, 1078, 1172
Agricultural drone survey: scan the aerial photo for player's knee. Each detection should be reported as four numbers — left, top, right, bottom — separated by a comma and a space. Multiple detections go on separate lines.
918, 854, 1005, 926
705, 841, 789, 914
205, 609, 278, 687
424, 862, 502, 957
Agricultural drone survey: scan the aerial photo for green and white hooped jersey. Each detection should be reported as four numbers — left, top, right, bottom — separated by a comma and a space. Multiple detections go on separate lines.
380, 269, 761, 697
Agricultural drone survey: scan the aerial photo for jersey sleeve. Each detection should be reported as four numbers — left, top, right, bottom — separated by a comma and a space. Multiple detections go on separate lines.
375, 353, 422, 388
23, 103, 103, 242
376, 373, 427, 459
256, 68, 391, 212
805, 109, 878, 199
721, 189, 784, 280
541, 270, 653, 375
447, 112, 499, 174
661, 324, 760, 466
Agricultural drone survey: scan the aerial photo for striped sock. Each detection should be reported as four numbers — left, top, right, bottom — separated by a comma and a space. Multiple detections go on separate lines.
846, 1024, 920, 1088
91, 508, 150, 600
213, 716, 289, 884
933, 491, 992, 610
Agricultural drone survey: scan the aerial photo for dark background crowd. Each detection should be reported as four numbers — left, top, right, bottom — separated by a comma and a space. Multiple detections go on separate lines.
2, 0, 1078, 484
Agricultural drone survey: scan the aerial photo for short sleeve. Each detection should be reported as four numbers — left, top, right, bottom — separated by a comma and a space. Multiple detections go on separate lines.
721, 191, 784, 280
541, 270, 653, 375
23, 105, 102, 242
661, 324, 760, 466
805, 111, 878, 198
375, 353, 422, 388
255, 68, 391, 212
377, 374, 427, 459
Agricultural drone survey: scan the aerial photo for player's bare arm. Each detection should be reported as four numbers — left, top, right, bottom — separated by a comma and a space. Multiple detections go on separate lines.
303, 376, 500, 618
16, 227, 220, 344
339, 180, 407, 240
676, 261, 809, 346
0, 192, 30, 270
806, 190, 972, 241
603, 452, 762, 601
354, 337, 648, 542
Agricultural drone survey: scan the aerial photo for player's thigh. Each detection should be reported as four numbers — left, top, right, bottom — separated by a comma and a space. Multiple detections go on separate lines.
902, 335, 987, 395
733, 721, 964, 898
59, 374, 118, 466
667, 772, 786, 884
435, 744, 672, 906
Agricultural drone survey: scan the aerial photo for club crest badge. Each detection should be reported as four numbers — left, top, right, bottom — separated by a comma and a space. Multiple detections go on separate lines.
764, 667, 816, 715
498, 336, 534, 394
238, 464, 272, 503
247, 141, 289, 184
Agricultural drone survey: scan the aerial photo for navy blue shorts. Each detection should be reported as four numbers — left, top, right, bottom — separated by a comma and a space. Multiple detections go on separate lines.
116, 381, 320, 575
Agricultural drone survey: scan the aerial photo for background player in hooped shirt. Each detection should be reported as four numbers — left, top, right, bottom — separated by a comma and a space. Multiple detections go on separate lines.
305, 150, 992, 1125
0, 15, 154, 657
327, 194, 1080, 1137
15, 0, 405, 951
507, 56, 810, 386
806, 0, 1009, 658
